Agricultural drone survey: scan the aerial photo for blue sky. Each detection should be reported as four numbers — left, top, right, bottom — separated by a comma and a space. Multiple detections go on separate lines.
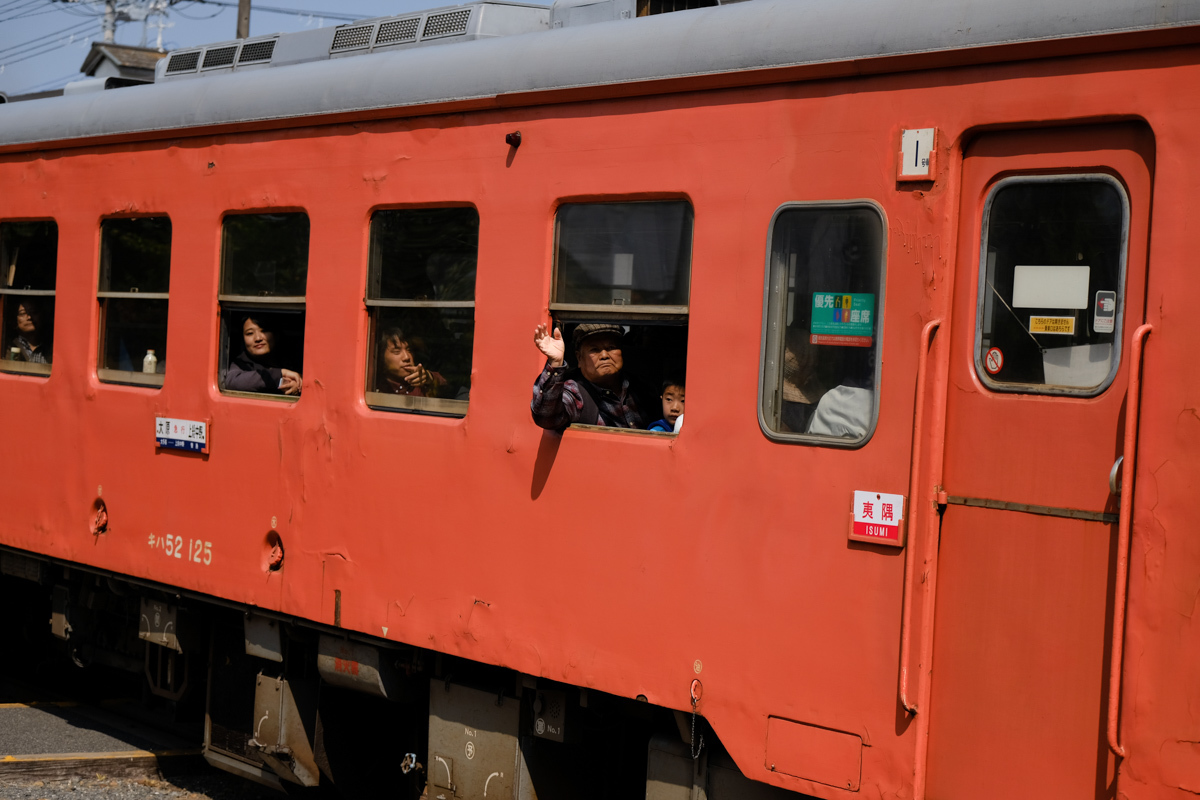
0, 0, 550, 97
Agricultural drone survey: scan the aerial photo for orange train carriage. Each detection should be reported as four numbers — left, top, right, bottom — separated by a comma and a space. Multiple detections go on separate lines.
1, 0, 1198, 797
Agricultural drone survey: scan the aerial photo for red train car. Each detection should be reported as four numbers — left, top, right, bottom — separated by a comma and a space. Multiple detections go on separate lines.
2, 0, 1199, 797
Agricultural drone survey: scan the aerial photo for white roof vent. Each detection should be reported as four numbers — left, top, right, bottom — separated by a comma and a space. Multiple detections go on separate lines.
156, 1, 549, 82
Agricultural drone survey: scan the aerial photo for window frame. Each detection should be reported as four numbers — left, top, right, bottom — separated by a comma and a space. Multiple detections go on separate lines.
97, 215, 172, 388
973, 173, 1130, 397
757, 199, 888, 449
363, 204, 479, 417
217, 210, 310, 402
0, 218, 58, 377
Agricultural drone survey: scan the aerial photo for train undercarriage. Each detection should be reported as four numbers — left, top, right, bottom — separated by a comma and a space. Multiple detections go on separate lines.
0, 548, 800, 800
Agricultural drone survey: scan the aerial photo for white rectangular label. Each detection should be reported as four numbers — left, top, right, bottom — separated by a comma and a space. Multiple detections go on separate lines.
900, 128, 935, 177
853, 490, 904, 524
1012, 265, 1091, 309
155, 417, 208, 452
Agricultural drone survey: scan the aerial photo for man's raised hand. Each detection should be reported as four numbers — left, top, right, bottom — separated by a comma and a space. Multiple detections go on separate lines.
534, 324, 565, 367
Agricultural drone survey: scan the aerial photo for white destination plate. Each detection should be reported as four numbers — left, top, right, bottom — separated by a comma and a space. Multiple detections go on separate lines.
155, 417, 208, 453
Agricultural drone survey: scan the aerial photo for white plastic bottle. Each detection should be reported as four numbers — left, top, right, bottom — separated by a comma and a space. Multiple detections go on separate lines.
142, 349, 158, 374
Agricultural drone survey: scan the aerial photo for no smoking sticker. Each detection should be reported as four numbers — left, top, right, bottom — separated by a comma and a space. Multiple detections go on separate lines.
985, 347, 1004, 375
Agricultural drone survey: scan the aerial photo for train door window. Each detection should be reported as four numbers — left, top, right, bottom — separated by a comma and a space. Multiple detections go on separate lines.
218, 213, 309, 399
975, 175, 1128, 394
759, 203, 885, 445
551, 200, 692, 432
0, 220, 58, 376
98, 217, 171, 387
365, 207, 477, 416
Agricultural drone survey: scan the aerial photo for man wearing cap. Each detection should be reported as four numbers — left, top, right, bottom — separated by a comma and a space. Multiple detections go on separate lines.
530, 322, 647, 430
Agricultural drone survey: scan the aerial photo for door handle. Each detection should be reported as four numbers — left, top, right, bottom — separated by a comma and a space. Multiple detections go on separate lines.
1109, 456, 1123, 495
1107, 323, 1152, 757
899, 319, 940, 715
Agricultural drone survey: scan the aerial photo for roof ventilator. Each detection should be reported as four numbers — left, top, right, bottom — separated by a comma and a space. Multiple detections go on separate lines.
165, 50, 200, 74
238, 39, 276, 64
202, 45, 238, 69
331, 24, 376, 52
423, 8, 472, 38
375, 17, 420, 46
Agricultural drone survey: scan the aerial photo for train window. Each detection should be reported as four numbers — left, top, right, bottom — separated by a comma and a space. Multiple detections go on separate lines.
98, 217, 172, 387
218, 213, 309, 399
0, 220, 58, 376
365, 208, 477, 416
551, 201, 691, 432
759, 203, 885, 445
976, 176, 1128, 395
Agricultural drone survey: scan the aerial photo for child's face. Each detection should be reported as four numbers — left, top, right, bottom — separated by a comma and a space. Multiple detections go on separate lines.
661, 385, 685, 424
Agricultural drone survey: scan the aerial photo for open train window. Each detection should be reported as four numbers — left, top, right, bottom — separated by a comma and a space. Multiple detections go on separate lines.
759, 203, 885, 446
549, 200, 691, 433
975, 175, 1128, 395
0, 220, 57, 376
365, 207, 477, 416
218, 213, 308, 399
98, 217, 171, 387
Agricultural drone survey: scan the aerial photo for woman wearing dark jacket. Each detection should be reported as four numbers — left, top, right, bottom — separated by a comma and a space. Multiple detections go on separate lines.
224, 316, 302, 395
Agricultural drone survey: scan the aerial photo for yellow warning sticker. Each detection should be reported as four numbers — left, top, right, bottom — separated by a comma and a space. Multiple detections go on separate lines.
1029, 316, 1076, 335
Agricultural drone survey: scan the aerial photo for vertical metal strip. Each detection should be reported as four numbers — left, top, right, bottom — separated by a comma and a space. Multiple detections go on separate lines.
1107, 323, 1152, 757
899, 319, 940, 714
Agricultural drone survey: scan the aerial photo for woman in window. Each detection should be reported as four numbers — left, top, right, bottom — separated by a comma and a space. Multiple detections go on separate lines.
10, 300, 51, 364
225, 315, 302, 395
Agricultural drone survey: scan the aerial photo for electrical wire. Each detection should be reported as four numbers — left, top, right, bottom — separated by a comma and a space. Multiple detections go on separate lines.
189, 0, 365, 22
0, 5, 69, 22
0, 22, 96, 67
0, 17, 96, 59
0, 17, 96, 58
12, 69, 79, 93
0, 0, 40, 14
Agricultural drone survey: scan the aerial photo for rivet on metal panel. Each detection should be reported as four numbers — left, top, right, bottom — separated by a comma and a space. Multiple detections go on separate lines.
693, 659, 702, 674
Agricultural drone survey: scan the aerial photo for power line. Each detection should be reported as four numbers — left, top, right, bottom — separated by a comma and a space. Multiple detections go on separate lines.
14, 69, 80, 93
0, 5, 68, 22
189, 0, 365, 22
0, 17, 96, 58
0, 22, 96, 67
0, 0, 40, 13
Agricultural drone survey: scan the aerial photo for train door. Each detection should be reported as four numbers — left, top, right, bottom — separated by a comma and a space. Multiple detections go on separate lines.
925, 124, 1153, 800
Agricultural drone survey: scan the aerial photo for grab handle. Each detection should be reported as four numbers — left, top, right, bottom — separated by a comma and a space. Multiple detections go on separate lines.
899, 319, 940, 714
1107, 323, 1152, 757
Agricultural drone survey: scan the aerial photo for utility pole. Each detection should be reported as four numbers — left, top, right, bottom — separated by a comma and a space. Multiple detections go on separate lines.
237, 0, 251, 38
103, 0, 117, 43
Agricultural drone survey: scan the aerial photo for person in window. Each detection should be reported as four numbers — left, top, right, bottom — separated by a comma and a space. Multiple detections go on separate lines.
531, 322, 646, 431
225, 316, 302, 396
9, 300, 51, 364
647, 379, 685, 433
780, 329, 826, 432
375, 327, 449, 398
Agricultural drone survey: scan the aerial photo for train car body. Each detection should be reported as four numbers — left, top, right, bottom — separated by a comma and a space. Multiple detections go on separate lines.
2, 1, 1199, 798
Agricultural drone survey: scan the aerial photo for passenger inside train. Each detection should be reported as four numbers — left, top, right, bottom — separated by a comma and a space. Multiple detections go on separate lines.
9, 299, 51, 364
217, 212, 309, 398
365, 208, 476, 413
762, 205, 884, 443
531, 322, 650, 430
224, 315, 303, 396
647, 379, 685, 432
1, 220, 57, 372
374, 326, 449, 398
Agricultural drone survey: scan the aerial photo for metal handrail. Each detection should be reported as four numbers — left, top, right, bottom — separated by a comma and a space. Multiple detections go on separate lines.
1107, 323, 1152, 757
899, 318, 941, 714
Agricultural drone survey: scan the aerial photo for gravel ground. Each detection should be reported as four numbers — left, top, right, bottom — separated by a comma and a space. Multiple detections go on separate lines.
0, 774, 281, 800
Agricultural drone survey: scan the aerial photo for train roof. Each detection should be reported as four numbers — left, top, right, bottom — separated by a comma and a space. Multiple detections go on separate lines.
2, 0, 1200, 152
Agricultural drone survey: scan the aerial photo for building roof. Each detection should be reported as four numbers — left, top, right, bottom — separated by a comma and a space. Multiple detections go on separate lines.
81, 43, 167, 77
